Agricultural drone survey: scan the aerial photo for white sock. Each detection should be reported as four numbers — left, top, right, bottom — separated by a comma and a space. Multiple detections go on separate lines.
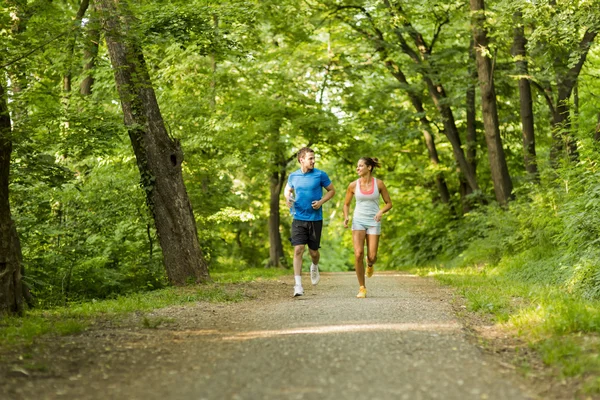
294, 275, 302, 286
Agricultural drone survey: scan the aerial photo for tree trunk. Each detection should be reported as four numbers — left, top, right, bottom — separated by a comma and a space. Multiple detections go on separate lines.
379, 0, 479, 193
466, 41, 478, 178
80, 4, 100, 95
64, 0, 90, 94
512, 11, 537, 178
425, 79, 479, 194
549, 29, 597, 163
209, 14, 218, 110
0, 81, 24, 316
97, 0, 209, 285
267, 165, 286, 268
470, 0, 513, 206
383, 61, 450, 204
422, 128, 451, 204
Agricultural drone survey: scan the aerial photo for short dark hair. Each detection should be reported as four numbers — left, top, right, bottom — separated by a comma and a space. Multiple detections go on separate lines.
297, 147, 314, 162
360, 157, 381, 171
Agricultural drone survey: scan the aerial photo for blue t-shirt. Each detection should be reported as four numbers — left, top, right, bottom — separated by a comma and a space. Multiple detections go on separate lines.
286, 168, 332, 221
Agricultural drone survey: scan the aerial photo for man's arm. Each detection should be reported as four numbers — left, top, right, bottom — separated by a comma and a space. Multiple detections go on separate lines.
284, 185, 294, 207
312, 183, 335, 210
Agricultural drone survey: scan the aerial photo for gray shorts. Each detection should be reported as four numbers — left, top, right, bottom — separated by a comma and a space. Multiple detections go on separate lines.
352, 220, 381, 235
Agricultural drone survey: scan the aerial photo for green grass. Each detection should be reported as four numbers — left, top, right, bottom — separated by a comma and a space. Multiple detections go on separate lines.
412, 263, 600, 394
0, 268, 286, 348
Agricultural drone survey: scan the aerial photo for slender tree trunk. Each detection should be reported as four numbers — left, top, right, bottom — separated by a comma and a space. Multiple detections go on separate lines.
383, 61, 450, 203
0, 81, 23, 316
64, 0, 90, 94
470, 0, 513, 206
512, 11, 537, 178
80, 4, 100, 95
379, 0, 479, 193
425, 79, 479, 193
549, 29, 597, 163
268, 164, 286, 268
209, 14, 218, 110
461, 43, 478, 212
97, 0, 209, 285
421, 127, 451, 204
466, 41, 478, 178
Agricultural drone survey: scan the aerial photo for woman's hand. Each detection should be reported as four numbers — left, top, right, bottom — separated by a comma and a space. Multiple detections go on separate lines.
343, 216, 350, 228
374, 211, 383, 222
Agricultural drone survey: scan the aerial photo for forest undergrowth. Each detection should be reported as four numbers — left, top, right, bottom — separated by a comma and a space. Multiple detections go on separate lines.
404, 149, 600, 396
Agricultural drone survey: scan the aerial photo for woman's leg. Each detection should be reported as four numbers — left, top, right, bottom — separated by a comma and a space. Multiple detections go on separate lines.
366, 234, 380, 267
353, 230, 367, 287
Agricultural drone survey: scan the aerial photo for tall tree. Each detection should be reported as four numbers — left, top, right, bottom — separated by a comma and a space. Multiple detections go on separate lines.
330, 4, 456, 202
80, 4, 100, 95
97, 0, 210, 284
526, 1, 599, 163
470, 0, 513, 205
379, 0, 480, 194
268, 152, 293, 268
63, 0, 90, 94
512, 9, 537, 178
0, 80, 24, 316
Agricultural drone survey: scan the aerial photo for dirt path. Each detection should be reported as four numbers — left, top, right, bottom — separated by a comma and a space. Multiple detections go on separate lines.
2, 272, 541, 399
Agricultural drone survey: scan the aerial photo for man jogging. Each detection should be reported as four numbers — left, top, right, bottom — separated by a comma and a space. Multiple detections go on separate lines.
284, 147, 335, 297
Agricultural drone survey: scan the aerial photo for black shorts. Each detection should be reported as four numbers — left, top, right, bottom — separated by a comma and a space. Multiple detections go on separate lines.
290, 220, 323, 250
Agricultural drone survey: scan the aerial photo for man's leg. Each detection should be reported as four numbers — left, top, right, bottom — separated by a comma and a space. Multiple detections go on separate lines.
308, 247, 321, 285
307, 221, 323, 285
292, 244, 305, 296
308, 248, 320, 266
293, 245, 305, 276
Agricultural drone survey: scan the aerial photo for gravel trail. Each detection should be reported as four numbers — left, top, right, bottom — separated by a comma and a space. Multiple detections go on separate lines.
2, 271, 537, 400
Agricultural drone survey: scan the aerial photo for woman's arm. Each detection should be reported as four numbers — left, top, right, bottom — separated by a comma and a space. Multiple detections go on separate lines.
375, 180, 392, 222
343, 182, 355, 228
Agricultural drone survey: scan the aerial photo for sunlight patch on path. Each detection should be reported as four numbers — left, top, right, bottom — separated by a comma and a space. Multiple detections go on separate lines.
172, 321, 461, 342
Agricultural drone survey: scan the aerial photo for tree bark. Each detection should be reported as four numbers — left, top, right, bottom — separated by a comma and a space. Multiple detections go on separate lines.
0, 80, 24, 316
466, 40, 478, 178
268, 164, 286, 268
80, 4, 100, 95
549, 29, 597, 162
97, 0, 209, 285
470, 0, 513, 206
64, 0, 90, 93
512, 11, 537, 178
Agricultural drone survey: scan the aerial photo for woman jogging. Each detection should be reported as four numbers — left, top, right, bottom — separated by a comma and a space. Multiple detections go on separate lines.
343, 157, 392, 298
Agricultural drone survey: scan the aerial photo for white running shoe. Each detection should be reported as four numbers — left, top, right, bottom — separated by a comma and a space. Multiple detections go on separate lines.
310, 264, 320, 285
293, 285, 304, 297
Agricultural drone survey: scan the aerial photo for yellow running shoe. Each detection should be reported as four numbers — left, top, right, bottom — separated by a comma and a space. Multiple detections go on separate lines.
366, 265, 374, 278
356, 286, 367, 298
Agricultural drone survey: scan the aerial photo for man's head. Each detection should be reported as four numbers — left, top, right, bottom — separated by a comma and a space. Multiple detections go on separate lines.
297, 147, 315, 172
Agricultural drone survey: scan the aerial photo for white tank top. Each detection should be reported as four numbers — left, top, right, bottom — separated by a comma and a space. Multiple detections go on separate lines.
353, 178, 380, 225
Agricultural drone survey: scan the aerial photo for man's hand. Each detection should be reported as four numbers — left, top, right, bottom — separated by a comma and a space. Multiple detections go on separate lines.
311, 200, 322, 210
